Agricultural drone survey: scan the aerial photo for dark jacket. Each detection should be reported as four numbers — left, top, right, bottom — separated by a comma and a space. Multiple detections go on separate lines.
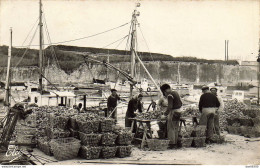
165, 91, 183, 115
107, 95, 120, 111
126, 98, 142, 118
199, 92, 220, 112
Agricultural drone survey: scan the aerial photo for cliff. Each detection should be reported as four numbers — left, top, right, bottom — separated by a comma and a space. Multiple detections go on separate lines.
0, 61, 256, 86
0, 45, 256, 85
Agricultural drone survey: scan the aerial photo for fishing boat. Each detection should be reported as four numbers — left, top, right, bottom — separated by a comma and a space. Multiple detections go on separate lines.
170, 83, 192, 96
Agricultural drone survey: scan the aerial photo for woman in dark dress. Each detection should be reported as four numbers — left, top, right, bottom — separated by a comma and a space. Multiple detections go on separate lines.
125, 94, 143, 128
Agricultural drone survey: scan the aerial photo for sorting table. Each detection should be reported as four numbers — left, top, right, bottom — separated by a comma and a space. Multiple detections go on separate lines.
129, 118, 156, 149
129, 117, 189, 149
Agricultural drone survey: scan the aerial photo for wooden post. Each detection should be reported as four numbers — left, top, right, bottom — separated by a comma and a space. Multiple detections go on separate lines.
257, 17, 260, 105
225, 40, 226, 61
39, 0, 43, 94
134, 51, 162, 95
4, 27, 12, 114
83, 95, 87, 110
257, 61, 260, 106
227, 40, 229, 61
130, 11, 137, 98
61, 97, 64, 105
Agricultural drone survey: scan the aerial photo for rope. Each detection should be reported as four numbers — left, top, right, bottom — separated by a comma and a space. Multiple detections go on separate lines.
115, 35, 129, 49
115, 22, 132, 90
10, 95, 17, 104
135, 32, 142, 83
125, 20, 133, 52
101, 34, 129, 89
14, 22, 130, 48
114, 72, 120, 89
1, 18, 39, 86
138, 25, 155, 62
121, 20, 133, 66
116, 17, 135, 92
112, 33, 131, 84
14, 26, 39, 68
42, 28, 45, 69
12, 17, 40, 59
43, 14, 61, 70
102, 34, 129, 49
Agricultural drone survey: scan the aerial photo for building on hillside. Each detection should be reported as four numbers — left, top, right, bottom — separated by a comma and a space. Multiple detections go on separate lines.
10, 82, 27, 91
240, 61, 258, 66
0, 82, 28, 90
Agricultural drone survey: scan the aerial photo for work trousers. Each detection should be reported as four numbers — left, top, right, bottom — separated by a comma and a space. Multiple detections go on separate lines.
214, 113, 220, 135
167, 108, 181, 145
199, 108, 216, 140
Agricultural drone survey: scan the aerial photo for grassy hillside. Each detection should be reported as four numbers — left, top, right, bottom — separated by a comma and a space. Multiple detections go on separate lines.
0, 45, 239, 73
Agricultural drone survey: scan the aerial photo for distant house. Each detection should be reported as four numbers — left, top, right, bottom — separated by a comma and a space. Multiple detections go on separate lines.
0, 81, 27, 90
240, 61, 258, 66
10, 82, 27, 91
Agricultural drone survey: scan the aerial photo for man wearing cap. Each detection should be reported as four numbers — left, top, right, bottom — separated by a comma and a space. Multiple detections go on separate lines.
210, 87, 224, 135
199, 86, 220, 143
107, 89, 121, 122
125, 94, 143, 129
160, 84, 183, 146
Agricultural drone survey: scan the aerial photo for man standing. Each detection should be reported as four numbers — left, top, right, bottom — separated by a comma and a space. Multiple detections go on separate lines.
160, 84, 183, 145
125, 94, 143, 128
107, 89, 120, 122
199, 86, 220, 143
210, 87, 224, 135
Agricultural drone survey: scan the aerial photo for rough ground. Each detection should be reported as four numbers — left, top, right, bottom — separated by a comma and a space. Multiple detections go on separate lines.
30, 133, 260, 165
1, 91, 259, 165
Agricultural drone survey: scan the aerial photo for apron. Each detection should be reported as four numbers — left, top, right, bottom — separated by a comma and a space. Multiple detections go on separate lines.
199, 108, 216, 125
167, 108, 181, 144
125, 112, 132, 127
125, 111, 137, 133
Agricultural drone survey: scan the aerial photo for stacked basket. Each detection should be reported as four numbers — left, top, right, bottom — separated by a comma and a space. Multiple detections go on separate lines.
32, 106, 134, 160
44, 113, 72, 159
147, 139, 170, 151
78, 117, 134, 159
227, 108, 260, 138
50, 137, 81, 160
178, 125, 207, 148
33, 106, 79, 158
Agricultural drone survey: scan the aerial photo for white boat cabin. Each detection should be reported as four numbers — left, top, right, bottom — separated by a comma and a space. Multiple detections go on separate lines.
208, 82, 226, 97
29, 91, 76, 107
232, 90, 245, 102
170, 83, 191, 96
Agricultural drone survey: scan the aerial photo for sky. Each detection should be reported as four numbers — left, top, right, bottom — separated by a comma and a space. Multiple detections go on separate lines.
0, 0, 259, 61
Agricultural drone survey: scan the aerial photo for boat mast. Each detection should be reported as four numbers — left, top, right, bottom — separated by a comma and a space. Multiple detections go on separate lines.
106, 50, 109, 82
257, 38, 260, 106
129, 3, 162, 96
129, 4, 140, 98
4, 28, 12, 114
39, 0, 43, 94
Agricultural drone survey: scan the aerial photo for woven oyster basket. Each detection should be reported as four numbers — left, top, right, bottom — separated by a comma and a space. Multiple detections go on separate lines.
79, 146, 102, 160
50, 137, 81, 161
78, 132, 102, 146
147, 139, 170, 151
